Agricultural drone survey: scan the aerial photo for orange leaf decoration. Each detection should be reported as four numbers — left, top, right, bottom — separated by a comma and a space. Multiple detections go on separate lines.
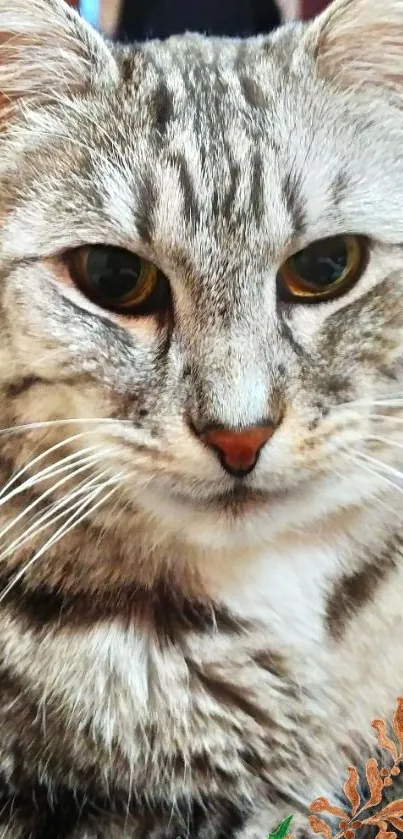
365, 799, 403, 822
389, 817, 403, 831
375, 826, 395, 839
310, 797, 346, 820
372, 720, 399, 761
366, 758, 384, 807
342, 832, 355, 839
343, 766, 360, 816
392, 698, 403, 752
308, 816, 332, 839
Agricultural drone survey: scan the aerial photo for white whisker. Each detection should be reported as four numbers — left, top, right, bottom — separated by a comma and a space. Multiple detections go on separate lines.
0, 464, 109, 552
31, 348, 67, 368
352, 450, 403, 481
0, 417, 131, 439
366, 435, 403, 451
0, 462, 100, 544
335, 461, 403, 521
369, 414, 403, 424
0, 477, 123, 604
0, 436, 106, 501
0, 448, 112, 510
335, 392, 403, 409
368, 400, 403, 407
343, 451, 403, 495
0, 470, 111, 562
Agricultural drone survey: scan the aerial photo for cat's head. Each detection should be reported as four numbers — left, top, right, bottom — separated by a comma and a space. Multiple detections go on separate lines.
0, 0, 402, 591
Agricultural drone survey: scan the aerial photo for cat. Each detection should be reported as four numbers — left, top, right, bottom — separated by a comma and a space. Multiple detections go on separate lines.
0, 0, 402, 836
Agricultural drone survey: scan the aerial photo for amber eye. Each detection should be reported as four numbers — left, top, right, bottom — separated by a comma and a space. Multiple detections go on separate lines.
66, 245, 170, 314
277, 235, 366, 303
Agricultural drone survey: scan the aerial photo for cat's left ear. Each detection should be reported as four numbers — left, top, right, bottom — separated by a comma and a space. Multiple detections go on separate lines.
0, 0, 117, 124
302, 0, 403, 96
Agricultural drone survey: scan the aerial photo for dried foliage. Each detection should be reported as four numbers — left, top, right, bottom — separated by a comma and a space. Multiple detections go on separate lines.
307, 698, 403, 839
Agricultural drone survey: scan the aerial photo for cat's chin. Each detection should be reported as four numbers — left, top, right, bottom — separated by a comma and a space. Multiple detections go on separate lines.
129, 465, 385, 552
131, 479, 307, 551
173, 484, 286, 511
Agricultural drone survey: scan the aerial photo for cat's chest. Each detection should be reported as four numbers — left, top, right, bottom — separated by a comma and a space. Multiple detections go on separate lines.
1, 533, 351, 801
42, 615, 322, 803
41, 544, 339, 788
43, 539, 341, 755
212, 533, 344, 649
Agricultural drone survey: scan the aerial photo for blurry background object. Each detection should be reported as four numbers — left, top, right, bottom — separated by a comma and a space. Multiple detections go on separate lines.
275, 0, 299, 19
76, 0, 121, 35
100, 0, 122, 35
79, 0, 99, 27
77, 0, 330, 40
117, 0, 280, 40
279, 0, 330, 19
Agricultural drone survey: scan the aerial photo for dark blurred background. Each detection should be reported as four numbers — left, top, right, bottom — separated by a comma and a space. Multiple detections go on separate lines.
69, 0, 329, 41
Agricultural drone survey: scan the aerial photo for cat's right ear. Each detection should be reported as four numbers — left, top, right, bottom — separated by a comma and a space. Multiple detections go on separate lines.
0, 0, 117, 124
302, 0, 403, 97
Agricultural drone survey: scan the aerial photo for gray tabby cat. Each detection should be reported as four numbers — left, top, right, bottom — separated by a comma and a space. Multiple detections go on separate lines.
0, 0, 402, 835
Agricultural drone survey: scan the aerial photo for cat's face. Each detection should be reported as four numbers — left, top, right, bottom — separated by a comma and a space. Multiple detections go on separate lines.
1, 0, 403, 574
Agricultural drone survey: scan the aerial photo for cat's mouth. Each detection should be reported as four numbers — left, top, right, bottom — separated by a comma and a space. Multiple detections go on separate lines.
173, 482, 287, 512
212, 485, 287, 509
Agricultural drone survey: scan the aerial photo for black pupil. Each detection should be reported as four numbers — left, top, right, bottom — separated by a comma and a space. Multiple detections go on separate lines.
291, 238, 348, 289
87, 248, 142, 300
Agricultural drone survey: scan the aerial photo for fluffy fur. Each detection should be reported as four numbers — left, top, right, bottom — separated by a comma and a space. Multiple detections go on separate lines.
0, 0, 402, 835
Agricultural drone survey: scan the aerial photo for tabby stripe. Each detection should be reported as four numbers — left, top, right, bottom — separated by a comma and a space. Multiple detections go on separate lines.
193, 665, 276, 728
169, 152, 200, 225
282, 170, 307, 235
326, 549, 397, 640
250, 150, 265, 226
2, 579, 250, 638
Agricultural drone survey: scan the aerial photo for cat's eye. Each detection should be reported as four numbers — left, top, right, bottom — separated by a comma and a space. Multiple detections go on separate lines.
277, 235, 366, 303
66, 245, 170, 314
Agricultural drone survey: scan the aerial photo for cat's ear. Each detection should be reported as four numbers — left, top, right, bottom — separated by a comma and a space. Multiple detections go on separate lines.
304, 0, 403, 96
0, 0, 117, 123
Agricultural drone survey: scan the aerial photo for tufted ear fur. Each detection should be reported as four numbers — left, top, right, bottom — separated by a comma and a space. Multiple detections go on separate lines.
0, 0, 117, 124
304, 0, 403, 97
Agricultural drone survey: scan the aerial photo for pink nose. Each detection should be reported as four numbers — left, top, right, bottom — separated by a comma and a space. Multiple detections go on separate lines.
200, 425, 275, 475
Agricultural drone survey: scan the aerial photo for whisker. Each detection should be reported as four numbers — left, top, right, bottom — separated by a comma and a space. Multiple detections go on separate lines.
366, 435, 403, 451
363, 403, 403, 410
0, 448, 112, 509
335, 393, 403, 409
0, 436, 106, 501
0, 477, 122, 604
31, 348, 67, 368
369, 414, 403, 424
0, 417, 131, 439
352, 450, 403, 482
0, 464, 109, 550
334, 461, 403, 521
0, 470, 111, 562
343, 451, 403, 495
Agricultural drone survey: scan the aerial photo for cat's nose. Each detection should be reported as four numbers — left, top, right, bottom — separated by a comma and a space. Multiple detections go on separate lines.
199, 424, 275, 477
